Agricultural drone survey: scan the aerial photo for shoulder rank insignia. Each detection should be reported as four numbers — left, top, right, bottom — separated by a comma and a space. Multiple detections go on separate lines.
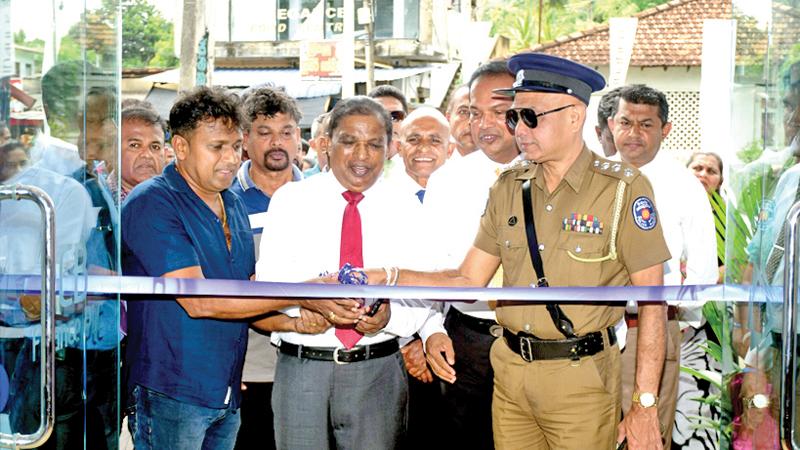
563, 213, 603, 234
592, 158, 639, 183
632, 196, 658, 230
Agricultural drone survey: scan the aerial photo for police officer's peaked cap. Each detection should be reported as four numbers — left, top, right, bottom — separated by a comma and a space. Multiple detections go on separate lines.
495, 53, 606, 105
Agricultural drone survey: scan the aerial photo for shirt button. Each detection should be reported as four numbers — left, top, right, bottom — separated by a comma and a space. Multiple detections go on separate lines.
545, 204, 553, 212
505, 240, 511, 248
524, 324, 531, 331
575, 245, 582, 253
538, 244, 544, 251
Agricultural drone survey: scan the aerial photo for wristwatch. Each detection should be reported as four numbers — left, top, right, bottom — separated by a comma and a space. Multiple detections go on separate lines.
632, 391, 658, 408
744, 393, 770, 409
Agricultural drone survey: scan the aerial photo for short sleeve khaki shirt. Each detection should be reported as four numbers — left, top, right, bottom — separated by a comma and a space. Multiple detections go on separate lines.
474, 146, 671, 339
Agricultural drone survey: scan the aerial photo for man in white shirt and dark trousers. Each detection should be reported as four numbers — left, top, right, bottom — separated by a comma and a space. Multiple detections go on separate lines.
256, 96, 445, 450
388, 107, 451, 449
609, 84, 718, 445
420, 60, 521, 450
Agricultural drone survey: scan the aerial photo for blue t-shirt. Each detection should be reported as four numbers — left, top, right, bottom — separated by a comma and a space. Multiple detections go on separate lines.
122, 162, 255, 409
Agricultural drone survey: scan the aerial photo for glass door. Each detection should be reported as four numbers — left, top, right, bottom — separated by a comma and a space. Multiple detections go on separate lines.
727, 1, 800, 449
0, 0, 121, 448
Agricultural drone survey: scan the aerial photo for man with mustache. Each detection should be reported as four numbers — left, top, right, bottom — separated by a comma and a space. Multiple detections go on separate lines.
228, 86, 304, 450
609, 84, 717, 447
110, 106, 166, 202
122, 86, 330, 450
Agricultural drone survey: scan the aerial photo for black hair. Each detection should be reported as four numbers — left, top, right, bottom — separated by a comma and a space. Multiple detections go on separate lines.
596, 87, 624, 130
445, 84, 470, 115
328, 96, 392, 145
0, 139, 26, 156
618, 84, 669, 125
687, 152, 724, 190
242, 86, 302, 126
122, 106, 167, 136
169, 86, 245, 138
468, 59, 512, 89
367, 85, 408, 113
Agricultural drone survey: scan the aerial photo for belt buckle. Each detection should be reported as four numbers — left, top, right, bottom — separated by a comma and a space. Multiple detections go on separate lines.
333, 347, 350, 365
519, 336, 534, 362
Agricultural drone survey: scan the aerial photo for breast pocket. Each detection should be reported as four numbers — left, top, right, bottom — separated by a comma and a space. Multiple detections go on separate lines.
556, 232, 608, 286
498, 225, 530, 285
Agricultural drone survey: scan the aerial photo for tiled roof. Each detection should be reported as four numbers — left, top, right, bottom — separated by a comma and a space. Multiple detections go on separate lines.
530, 0, 733, 67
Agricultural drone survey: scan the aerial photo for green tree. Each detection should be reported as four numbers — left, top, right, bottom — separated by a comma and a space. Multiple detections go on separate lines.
115, 0, 178, 68
483, 0, 671, 52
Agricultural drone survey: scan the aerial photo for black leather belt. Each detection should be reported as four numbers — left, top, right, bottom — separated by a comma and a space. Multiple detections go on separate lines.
504, 327, 616, 362
448, 307, 497, 335
278, 338, 399, 364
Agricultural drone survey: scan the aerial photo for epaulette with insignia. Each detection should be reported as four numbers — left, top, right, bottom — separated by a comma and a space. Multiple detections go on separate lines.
497, 159, 534, 179
591, 157, 639, 184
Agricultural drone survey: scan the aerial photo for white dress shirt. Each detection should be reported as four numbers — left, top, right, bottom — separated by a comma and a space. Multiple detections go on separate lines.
422, 150, 521, 320
641, 150, 718, 287
0, 166, 96, 338
257, 172, 442, 347
617, 150, 718, 332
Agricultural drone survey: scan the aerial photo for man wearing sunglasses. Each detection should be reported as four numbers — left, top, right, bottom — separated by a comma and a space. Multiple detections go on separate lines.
367, 53, 671, 450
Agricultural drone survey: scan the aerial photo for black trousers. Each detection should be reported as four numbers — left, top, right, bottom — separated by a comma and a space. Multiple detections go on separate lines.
440, 308, 496, 450
234, 382, 276, 450
401, 341, 445, 450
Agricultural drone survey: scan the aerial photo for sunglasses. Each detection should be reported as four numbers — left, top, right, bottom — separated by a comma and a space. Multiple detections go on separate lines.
505, 104, 575, 131
389, 110, 407, 122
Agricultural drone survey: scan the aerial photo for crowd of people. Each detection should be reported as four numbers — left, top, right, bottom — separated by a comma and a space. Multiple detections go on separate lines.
0, 50, 798, 450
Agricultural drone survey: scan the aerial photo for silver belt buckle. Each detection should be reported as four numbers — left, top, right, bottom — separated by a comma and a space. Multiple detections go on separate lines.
519, 337, 534, 362
333, 347, 350, 365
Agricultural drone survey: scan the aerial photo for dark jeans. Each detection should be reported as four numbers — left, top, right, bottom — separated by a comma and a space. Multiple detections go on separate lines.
442, 308, 496, 450
128, 384, 241, 450
10, 343, 118, 450
233, 382, 276, 450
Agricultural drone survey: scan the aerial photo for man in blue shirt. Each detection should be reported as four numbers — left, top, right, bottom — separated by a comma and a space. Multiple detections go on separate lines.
229, 86, 304, 450
122, 86, 339, 450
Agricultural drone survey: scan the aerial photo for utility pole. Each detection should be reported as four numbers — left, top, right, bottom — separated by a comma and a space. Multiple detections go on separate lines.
362, 0, 375, 93
340, 0, 355, 98
179, 0, 207, 90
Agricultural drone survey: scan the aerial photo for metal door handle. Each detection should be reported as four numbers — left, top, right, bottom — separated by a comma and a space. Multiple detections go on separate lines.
0, 185, 56, 448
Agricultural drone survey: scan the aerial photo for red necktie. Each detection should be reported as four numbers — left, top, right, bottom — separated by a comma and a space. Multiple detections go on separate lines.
337, 190, 365, 348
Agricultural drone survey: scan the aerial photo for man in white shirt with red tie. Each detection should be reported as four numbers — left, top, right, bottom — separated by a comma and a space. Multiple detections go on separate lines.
256, 96, 443, 450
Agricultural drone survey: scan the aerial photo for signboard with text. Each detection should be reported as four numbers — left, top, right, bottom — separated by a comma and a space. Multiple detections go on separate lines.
300, 41, 340, 80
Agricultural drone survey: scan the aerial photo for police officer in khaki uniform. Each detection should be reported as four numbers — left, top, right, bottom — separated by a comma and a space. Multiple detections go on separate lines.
366, 53, 671, 449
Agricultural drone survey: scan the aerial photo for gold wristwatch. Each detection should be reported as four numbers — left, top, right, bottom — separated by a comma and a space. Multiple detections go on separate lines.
632, 391, 658, 408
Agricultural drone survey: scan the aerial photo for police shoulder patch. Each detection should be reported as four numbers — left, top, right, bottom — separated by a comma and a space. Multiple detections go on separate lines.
631, 196, 657, 230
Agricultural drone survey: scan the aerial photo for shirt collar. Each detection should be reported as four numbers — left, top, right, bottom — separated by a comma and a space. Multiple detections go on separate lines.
530, 145, 593, 193
235, 160, 304, 192
164, 161, 194, 194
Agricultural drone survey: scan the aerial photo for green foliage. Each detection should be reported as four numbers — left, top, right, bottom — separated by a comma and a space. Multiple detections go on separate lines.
710, 191, 726, 264
482, 0, 671, 51
113, 0, 178, 68
737, 140, 765, 164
